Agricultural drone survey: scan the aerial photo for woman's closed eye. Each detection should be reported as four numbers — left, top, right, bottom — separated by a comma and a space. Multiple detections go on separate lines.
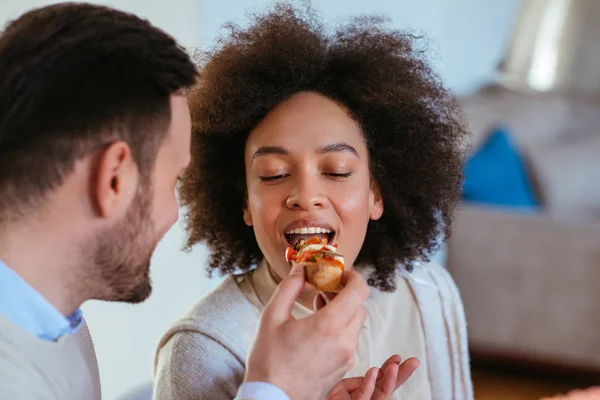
325, 172, 352, 179
259, 173, 290, 182
259, 172, 352, 182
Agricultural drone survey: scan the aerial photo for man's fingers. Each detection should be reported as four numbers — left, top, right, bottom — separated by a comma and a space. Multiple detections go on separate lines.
262, 263, 305, 325
322, 271, 369, 324
339, 270, 370, 300
344, 302, 367, 342
394, 358, 419, 389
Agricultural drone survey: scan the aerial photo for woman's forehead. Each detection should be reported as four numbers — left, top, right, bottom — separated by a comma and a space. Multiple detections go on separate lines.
246, 92, 364, 148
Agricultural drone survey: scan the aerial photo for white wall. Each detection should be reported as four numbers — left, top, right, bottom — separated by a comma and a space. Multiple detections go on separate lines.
1, 1, 520, 398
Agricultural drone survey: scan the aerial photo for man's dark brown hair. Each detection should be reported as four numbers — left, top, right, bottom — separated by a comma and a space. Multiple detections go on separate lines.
180, 3, 468, 291
0, 3, 197, 219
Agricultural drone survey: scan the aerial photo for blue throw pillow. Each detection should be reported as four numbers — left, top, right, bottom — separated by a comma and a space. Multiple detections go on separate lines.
463, 127, 539, 208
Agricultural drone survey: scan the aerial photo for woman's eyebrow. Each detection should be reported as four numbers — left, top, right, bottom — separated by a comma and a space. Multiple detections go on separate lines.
317, 143, 359, 158
251, 142, 359, 163
251, 146, 288, 163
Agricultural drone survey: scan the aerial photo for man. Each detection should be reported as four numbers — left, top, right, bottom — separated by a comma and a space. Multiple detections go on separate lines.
0, 3, 368, 399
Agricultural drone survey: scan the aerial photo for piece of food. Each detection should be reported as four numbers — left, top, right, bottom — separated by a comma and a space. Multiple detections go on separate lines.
285, 236, 344, 292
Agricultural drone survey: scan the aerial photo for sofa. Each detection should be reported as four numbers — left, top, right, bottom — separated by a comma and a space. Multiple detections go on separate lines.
446, 85, 600, 373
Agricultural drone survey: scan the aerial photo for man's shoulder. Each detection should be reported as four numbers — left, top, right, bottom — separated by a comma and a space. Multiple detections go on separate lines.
0, 317, 100, 400
0, 348, 51, 397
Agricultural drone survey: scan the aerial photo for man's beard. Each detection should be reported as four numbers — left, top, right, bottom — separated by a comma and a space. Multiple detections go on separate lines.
91, 179, 160, 303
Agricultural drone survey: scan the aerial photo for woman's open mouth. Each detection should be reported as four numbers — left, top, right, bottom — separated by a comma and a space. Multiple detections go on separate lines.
284, 227, 335, 248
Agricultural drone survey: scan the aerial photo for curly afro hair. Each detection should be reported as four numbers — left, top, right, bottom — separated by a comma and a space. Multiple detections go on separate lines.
180, 3, 467, 291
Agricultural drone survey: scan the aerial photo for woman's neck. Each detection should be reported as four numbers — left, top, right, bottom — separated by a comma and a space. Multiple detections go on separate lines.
267, 263, 317, 311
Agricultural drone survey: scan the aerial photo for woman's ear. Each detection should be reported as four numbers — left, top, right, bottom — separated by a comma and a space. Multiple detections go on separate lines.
369, 181, 384, 220
242, 192, 253, 226
243, 208, 253, 227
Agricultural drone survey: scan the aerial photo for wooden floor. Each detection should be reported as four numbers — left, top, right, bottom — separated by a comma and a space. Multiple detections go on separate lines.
472, 365, 598, 400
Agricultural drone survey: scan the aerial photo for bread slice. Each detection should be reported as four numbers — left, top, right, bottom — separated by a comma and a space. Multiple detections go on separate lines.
302, 261, 343, 293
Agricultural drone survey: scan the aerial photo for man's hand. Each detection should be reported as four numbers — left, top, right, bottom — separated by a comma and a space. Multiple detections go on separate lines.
244, 264, 370, 400
327, 355, 420, 400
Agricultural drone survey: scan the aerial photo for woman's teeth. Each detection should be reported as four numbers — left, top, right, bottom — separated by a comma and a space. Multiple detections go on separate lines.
285, 227, 332, 234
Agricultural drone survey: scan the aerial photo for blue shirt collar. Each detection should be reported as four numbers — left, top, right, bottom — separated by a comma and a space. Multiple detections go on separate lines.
0, 260, 82, 341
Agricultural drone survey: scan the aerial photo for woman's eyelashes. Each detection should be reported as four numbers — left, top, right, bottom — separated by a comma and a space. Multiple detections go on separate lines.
259, 174, 290, 182
325, 172, 352, 179
258, 171, 353, 182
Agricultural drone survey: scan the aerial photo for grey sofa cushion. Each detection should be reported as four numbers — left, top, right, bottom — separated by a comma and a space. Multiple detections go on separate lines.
528, 134, 600, 218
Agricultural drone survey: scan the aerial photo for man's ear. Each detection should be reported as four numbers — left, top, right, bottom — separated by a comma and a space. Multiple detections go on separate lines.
93, 141, 139, 219
369, 181, 384, 221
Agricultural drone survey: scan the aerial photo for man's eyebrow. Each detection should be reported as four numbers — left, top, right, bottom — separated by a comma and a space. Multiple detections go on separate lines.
251, 146, 289, 162
317, 143, 359, 158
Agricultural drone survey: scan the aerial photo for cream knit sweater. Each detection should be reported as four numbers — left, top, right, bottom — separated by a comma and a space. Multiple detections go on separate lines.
0, 313, 101, 400
154, 261, 473, 400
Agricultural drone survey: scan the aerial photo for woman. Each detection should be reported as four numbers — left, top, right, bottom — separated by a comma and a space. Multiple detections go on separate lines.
154, 3, 473, 399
